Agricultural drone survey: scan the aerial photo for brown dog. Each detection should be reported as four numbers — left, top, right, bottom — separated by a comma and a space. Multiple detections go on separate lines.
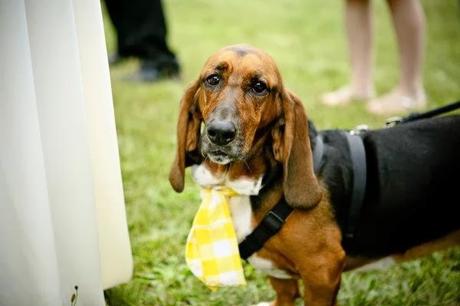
169, 44, 460, 306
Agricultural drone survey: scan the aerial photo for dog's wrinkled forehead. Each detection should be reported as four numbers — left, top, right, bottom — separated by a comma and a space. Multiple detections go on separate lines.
200, 45, 281, 86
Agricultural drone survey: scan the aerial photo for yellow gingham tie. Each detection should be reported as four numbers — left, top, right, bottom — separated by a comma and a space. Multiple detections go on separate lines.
185, 187, 246, 289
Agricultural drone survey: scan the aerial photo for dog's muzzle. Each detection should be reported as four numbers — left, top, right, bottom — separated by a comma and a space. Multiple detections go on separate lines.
201, 119, 243, 165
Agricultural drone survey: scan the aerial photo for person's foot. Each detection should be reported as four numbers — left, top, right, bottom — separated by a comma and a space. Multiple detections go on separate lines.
367, 89, 426, 116
124, 56, 181, 82
321, 86, 374, 106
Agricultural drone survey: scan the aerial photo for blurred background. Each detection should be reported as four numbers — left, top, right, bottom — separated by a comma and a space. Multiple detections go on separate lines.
102, 0, 460, 305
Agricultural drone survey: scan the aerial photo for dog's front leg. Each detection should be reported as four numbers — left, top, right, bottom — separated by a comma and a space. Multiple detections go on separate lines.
270, 276, 300, 306
301, 261, 343, 306
300, 250, 344, 306
301, 270, 341, 306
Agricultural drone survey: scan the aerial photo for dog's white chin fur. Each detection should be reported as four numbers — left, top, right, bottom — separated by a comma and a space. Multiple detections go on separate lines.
208, 155, 232, 165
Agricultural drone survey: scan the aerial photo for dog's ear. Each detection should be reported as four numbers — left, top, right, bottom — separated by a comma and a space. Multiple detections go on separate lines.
272, 90, 322, 209
169, 80, 202, 192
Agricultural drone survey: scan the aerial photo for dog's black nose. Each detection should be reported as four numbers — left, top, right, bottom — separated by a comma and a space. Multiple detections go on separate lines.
207, 120, 236, 145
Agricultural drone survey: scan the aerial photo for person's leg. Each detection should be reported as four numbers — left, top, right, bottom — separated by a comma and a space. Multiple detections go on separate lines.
137, 0, 180, 81
106, 0, 173, 59
104, 0, 128, 64
367, 0, 426, 115
105, 0, 180, 80
322, 0, 374, 106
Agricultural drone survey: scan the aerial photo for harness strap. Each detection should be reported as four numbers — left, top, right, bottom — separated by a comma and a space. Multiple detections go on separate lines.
343, 132, 367, 243
238, 199, 293, 260
238, 135, 324, 260
312, 135, 324, 174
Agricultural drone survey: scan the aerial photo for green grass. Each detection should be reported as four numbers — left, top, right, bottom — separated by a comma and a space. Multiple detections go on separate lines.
102, 1, 460, 305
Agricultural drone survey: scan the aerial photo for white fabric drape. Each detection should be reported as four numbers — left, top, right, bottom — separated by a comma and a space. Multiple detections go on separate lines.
0, 0, 132, 305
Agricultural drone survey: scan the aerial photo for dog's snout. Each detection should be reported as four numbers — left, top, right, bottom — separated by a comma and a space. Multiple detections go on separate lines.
207, 120, 236, 145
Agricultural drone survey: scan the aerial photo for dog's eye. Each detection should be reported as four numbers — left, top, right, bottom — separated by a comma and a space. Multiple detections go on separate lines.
251, 81, 268, 95
205, 74, 221, 86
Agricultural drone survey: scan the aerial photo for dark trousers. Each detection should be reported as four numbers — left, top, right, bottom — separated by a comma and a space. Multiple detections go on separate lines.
104, 0, 176, 61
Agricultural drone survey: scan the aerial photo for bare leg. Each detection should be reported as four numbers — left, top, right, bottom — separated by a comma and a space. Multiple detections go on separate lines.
368, 0, 426, 115
322, 0, 374, 106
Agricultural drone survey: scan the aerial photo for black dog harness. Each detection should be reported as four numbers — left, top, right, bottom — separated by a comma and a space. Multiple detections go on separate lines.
238, 197, 294, 260
239, 133, 367, 260
238, 100, 460, 260
342, 131, 367, 244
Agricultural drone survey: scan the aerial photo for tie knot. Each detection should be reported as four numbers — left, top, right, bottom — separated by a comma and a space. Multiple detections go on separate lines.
202, 186, 238, 198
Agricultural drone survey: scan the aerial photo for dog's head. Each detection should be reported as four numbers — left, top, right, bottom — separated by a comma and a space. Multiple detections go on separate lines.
169, 44, 322, 209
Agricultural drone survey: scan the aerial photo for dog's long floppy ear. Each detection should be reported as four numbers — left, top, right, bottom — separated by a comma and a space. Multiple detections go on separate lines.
169, 80, 201, 192
273, 90, 322, 209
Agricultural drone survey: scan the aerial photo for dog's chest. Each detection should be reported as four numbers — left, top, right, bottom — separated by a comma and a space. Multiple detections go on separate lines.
228, 195, 253, 242
228, 195, 292, 279
191, 164, 292, 279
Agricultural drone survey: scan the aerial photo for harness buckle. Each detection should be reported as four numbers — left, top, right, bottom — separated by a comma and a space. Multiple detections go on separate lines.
262, 211, 285, 234
350, 124, 369, 135
385, 116, 403, 127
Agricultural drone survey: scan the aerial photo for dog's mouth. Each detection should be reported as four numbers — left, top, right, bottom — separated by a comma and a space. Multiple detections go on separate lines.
200, 131, 245, 165
206, 149, 234, 165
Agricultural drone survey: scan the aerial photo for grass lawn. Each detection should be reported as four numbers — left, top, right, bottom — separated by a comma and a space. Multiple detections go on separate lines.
102, 1, 460, 305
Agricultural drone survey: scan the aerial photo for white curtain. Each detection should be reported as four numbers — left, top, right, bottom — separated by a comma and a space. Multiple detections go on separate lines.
0, 0, 132, 305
